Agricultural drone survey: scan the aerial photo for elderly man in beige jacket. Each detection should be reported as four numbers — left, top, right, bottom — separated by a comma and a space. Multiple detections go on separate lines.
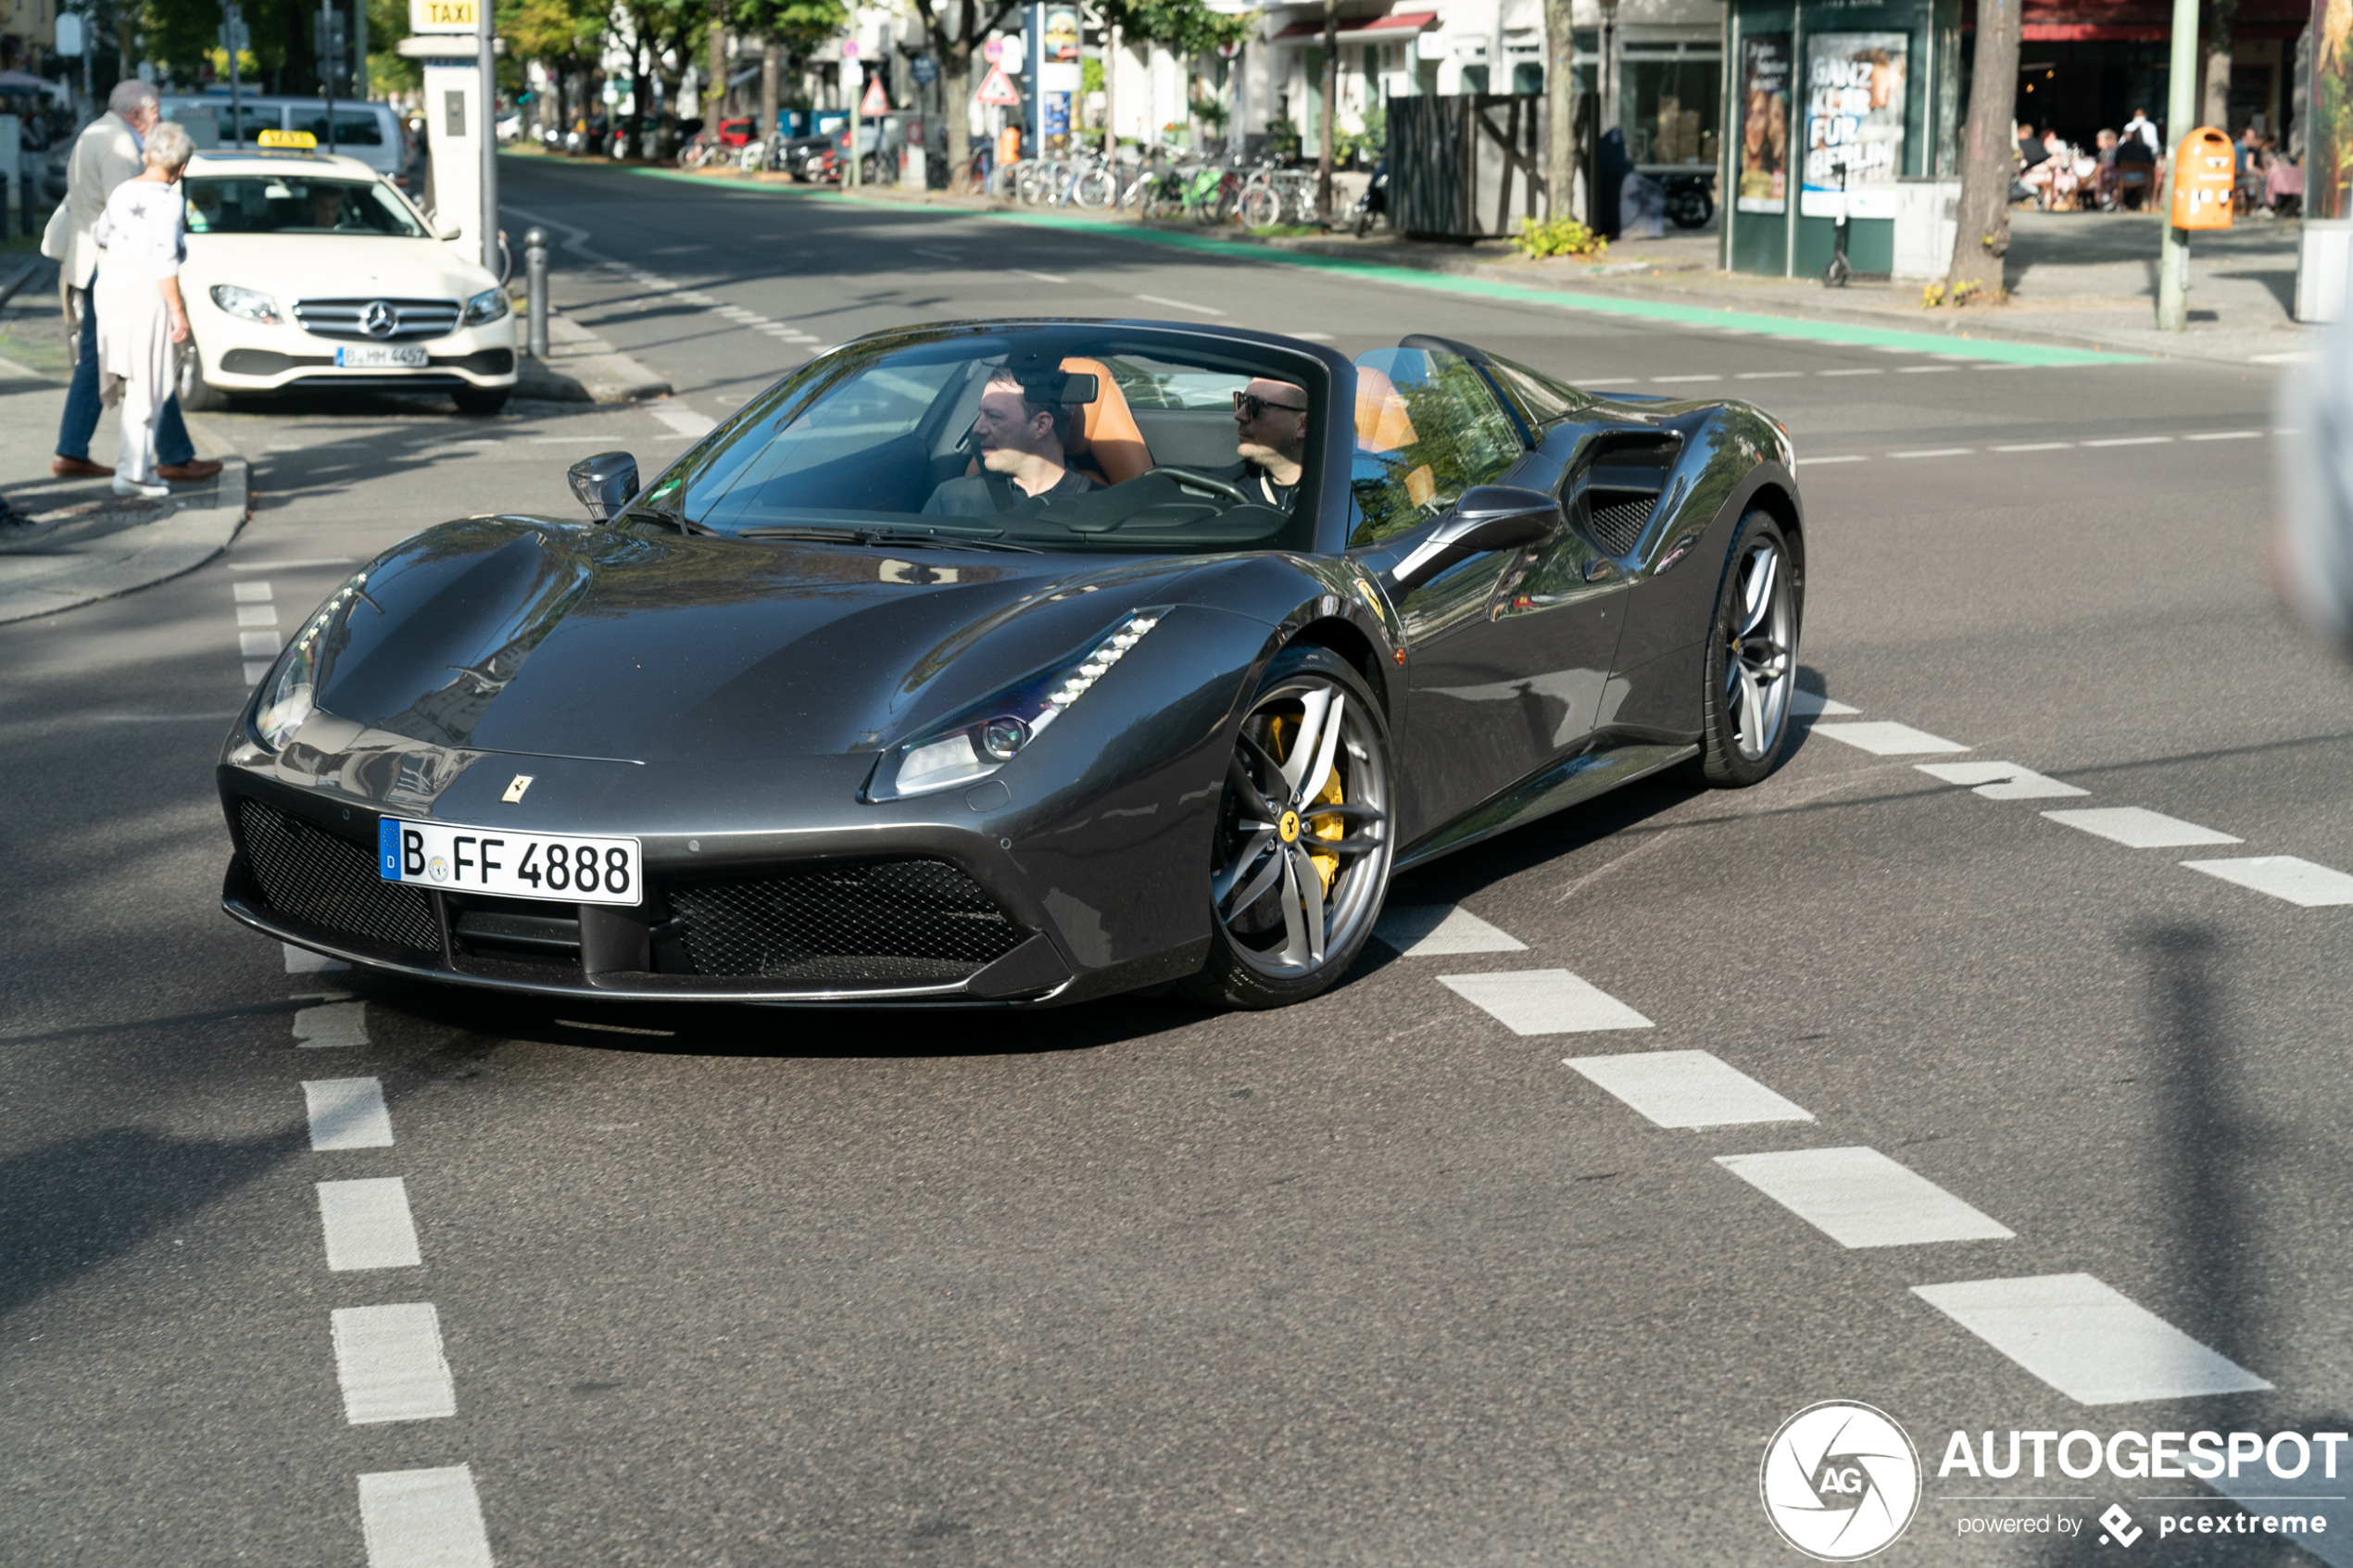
40, 81, 220, 483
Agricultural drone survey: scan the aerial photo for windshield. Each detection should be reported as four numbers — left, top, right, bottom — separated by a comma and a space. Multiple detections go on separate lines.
638, 326, 1328, 555
184, 175, 425, 238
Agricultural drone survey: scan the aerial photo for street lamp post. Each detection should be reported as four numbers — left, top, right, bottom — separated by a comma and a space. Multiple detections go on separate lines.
478, 0, 499, 277
1598, 0, 1618, 134
2154, 0, 2196, 331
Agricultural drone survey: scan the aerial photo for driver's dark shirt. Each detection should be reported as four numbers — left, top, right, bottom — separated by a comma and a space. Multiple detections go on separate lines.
1211, 460, 1301, 512
922, 466, 1099, 516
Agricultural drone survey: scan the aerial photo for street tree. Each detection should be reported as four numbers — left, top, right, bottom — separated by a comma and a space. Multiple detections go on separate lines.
503, 0, 610, 137
1944, 0, 2022, 301
2202, 0, 2237, 132
733, 0, 846, 151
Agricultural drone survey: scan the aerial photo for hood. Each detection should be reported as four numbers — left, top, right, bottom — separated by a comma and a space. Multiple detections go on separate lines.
185, 232, 497, 298
305, 517, 1239, 763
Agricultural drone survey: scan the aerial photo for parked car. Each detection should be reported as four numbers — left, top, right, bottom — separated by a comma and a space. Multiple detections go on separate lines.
161, 94, 409, 181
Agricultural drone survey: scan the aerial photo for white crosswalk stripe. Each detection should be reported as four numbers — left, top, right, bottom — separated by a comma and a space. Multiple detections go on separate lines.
1715, 1148, 2014, 1248
1564, 1050, 1814, 1128
1440, 970, 1652, 1035
2179, 856, 2353, 907
1912, 1273, 2271, 1404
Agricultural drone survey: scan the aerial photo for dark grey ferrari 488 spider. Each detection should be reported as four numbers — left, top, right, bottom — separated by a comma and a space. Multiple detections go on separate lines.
220, 320, 1805, 1010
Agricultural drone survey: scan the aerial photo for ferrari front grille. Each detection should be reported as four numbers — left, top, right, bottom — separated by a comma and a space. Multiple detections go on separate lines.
1587, 495, 1656, 557
239, 799, 442, 954
292, 296, 461, 342
669, 859, 1024, 985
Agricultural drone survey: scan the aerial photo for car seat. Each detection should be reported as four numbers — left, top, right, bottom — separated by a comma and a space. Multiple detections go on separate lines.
1353, 363, 1437, 509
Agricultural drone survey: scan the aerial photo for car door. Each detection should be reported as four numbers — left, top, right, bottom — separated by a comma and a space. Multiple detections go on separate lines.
1346, 347, 1627, 843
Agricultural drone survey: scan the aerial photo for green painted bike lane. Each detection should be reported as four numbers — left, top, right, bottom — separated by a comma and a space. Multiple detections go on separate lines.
614, 165, 2145, 369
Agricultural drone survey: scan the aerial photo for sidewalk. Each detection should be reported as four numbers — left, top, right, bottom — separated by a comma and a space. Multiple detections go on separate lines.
0, 263, 252, 626
637, 161, 2313, 367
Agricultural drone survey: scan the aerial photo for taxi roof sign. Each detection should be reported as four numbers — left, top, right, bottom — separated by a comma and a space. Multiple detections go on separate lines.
258, 128, 318, 148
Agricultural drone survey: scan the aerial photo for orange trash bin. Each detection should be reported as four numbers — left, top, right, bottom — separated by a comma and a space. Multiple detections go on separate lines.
2170, 127, 2235, 230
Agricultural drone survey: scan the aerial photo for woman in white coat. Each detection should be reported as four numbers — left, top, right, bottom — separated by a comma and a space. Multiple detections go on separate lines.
94, 119, 195, 499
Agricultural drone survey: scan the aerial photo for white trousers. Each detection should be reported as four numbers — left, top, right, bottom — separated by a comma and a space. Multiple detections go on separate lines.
93, 266, 176, 483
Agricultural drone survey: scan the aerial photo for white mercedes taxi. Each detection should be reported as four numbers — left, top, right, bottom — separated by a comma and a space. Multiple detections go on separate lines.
176, 133, 518, 414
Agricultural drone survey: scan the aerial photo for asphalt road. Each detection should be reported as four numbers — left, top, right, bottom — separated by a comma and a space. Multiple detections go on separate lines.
5, 155, 2349, 1567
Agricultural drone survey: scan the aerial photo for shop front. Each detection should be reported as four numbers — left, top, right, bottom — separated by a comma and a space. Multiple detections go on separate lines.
1723, 0, 1962, 276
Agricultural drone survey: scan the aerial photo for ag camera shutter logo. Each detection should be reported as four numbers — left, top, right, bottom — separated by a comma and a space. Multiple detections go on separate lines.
1760, 1401, 1922, 1560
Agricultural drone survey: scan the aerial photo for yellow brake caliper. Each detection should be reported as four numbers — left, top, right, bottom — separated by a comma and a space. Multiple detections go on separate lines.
1269, 714, 1347, 896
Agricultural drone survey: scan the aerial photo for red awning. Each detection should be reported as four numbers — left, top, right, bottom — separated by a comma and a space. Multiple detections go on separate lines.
1270, 10, 1439, 44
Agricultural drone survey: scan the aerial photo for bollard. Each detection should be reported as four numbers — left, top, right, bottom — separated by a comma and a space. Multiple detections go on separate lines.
523, 226, 549, 359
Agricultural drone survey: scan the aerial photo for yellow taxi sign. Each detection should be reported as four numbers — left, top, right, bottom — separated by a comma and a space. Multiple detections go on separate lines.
258, 129, 318, 148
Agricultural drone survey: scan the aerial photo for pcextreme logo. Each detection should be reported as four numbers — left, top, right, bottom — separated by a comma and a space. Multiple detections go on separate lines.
1761, 1401, 1924, 1560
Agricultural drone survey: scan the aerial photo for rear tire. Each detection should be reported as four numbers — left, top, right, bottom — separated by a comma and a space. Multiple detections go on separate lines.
1180, 646, 1395, 1010
452, 385, 510, 416
1687, 509, 1800, 787
175, 341, 232, 411
1240, 185, 1282, 228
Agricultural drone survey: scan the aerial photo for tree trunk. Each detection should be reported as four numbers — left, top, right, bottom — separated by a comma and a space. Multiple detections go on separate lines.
1544, 0, 1578, 220
761, 37, 781, 155
1316, 0, 1338, 221
1104, 23, 1119, 158
946, 44, 974, 191
2202, 0, 2237, 130
709, 0, 728, 121
1944, 0, 2023, 296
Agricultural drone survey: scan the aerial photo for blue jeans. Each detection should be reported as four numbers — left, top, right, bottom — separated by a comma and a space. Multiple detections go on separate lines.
57, 282, 196, 468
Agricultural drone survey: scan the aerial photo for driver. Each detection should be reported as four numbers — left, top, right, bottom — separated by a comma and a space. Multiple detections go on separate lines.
923, 370, 1101, 515
305, 183, 348, 229
1214, 378, 1310, 510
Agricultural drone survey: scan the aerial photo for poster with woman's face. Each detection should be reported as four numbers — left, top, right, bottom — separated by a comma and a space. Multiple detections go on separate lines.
1803, 31, 1907, 218
1738, 33, 1791, 213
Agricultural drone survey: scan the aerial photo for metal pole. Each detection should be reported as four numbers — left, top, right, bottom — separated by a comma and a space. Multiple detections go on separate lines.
2154, 0, 2197, 331
523, 225, 549, 357
322, 0, 336, 151
227, 4, 245, 147
478, 0, 499, 276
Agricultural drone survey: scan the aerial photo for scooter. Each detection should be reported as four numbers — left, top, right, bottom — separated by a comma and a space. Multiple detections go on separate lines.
1659, 169, 1714, 230
1821, 157, 1853, 288
1350, 159, 1389, 237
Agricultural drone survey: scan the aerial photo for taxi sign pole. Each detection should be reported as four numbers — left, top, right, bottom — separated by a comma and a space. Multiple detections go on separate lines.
2154, 0, 2197, 332
477, 0, 499, 277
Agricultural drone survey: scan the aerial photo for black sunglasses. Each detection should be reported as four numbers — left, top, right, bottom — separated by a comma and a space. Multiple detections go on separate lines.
1233, 391, 1308, 419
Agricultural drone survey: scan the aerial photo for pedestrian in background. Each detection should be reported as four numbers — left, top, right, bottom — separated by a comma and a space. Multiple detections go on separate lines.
92, 120, 197, 499
37, 81, 220, 485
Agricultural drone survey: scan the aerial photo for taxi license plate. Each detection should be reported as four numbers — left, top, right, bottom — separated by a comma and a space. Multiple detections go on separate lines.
378, 819, 642, 907
336, 345, 429, 368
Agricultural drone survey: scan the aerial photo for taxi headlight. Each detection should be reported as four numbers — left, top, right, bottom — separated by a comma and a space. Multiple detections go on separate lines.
209, 283, 282, 324
250, 573, 368, 753
869, 608, 1170, 800
460, 286, 510, 325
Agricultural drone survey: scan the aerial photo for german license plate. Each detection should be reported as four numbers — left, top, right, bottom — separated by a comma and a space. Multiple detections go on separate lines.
378, 818, 642, 906
336, 345, 429, 368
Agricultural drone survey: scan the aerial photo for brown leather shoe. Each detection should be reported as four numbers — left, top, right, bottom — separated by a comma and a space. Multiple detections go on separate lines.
52, 456, 114, 479
157, 458, 225, 483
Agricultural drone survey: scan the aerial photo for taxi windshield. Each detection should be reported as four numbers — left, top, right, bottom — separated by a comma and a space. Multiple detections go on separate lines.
637, 326, 1328, 556
184, 175, 426, 238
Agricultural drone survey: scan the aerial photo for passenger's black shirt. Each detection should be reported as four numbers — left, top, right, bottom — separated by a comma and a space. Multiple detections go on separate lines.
1210, 459, 1302, 513
922, 466, 1100, 516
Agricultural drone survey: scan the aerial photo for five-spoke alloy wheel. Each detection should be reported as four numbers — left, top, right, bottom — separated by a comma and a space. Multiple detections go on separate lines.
1184, 646, 1395, 1009
1692, 508, 1802, 786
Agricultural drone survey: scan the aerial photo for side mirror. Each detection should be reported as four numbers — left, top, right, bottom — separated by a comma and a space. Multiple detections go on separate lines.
1389, 484, 1563, 592
437, 221, 462, 241
567, 450, 640, 522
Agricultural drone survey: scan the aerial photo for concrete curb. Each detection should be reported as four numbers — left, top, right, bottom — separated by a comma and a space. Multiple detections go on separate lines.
0, 452, 252, 625
516, 309, 673, 403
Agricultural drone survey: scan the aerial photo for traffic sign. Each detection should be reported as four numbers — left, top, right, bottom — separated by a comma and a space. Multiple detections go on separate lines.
984, 37, 1003, 63
976, 65, 1021, 107
860, 75, 891, 116
911, 56, 937, 85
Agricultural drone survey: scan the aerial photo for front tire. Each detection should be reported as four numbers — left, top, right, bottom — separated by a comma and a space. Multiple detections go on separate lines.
1688, 510, 1800, 787
1181, 646, 1395, 1010
175, 341, 232, 411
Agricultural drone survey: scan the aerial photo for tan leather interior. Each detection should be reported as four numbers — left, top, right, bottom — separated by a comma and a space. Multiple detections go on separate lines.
1353, 366, 1420, 454
963, 357, 1156, 487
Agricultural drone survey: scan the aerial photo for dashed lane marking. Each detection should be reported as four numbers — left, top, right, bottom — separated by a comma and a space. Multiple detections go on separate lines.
233, 581, 273, 603
1892, 447, 1974, 458
295, 1001, 370, 1049
649, 405, 718, 438
1738, 370, 1805, 379
1375, 904, 1528, 957
2041, 807, 2242, 848
332, 1303, 458, 1424
1915, 761, 2090, 800
2083, 435, 2174, 447
1797, 454, 1869, 466
1790, 691, 1860, 716
1812, 721, 1970, 756
358, 1466, 495, 1568
1715, 1147, 2016, 1248
2185, 430, 2265, 441
1817, 368, 1884, 376
1011, 268, 1070, 284
1992, 441, 2075, 452
1134, 293, 1227, 317
1440, 969, 1654, 1034
285, 944, 349, 974
319, 1178, 424, 1271
305, 1078, 395, 1151
239, 631, 281, 659
2179, 856, 2353, 907
235, 604, 278, 627
1648, 374, 1722, 383
1911, 1273, 2271, 1404
1563, 1050, 1816, 1128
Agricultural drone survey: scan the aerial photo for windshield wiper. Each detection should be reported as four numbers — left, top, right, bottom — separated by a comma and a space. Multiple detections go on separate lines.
622, 502, 718, 536
736, 525, 1040, 554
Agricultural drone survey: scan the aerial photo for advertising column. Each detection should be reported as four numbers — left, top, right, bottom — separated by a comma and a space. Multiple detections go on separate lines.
1801, 31, 1906, 220
1732, 31, 1791, 271
1040, 3, 1082, 151
2298, 0, 2352, 320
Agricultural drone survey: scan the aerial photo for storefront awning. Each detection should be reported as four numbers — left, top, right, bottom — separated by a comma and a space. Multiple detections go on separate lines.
1269, 11, 1439, 46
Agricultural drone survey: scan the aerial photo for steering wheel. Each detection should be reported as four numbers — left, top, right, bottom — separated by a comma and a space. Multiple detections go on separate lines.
1139, 465, 1255, 508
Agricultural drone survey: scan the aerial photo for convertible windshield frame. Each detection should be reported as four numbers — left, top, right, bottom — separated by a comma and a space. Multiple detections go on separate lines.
636, 321, 1340, 558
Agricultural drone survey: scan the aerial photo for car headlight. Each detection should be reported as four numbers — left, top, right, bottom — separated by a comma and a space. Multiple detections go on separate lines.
209, 283, 282, 324
250, 572, 368, 753
460, 286, 510, 325
870, 608, 1170, 800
